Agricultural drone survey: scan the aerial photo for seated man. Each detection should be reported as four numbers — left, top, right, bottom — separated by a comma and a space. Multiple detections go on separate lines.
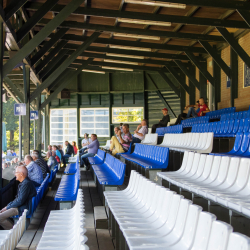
32, 151, 50, 179
151, 108, 170, 133
0, 166, 37, 229
186, 97, 210, 118
47, 151, 57, 170
131, 119, 148, 145
79, 133, 92, 166
63, 141, 75, 165
110, 124, 132, 156
58, 145, 64, 158
24, 155, 43, 187
81, 134, 99, 170
47, 145, 52, 152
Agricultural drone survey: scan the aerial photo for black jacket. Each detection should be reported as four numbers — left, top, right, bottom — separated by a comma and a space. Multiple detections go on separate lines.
159, 115, 170, 127
66, 143, 74, 155
7, 177, 37, 216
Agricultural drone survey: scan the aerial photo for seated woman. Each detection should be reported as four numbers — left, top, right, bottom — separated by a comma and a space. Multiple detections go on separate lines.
47, 151, 57, 170
72, 141, 78, 155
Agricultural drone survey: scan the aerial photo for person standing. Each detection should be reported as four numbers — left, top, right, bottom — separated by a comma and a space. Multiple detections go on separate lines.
151, 108, 170, 133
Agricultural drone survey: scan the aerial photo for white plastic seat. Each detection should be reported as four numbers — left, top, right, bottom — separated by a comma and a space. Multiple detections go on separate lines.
101, 140, 111, 149
141, 134, 158, 145
226, 232, 250, 250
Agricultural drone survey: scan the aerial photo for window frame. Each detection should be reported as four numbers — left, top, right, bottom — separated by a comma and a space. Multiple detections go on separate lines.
80, 107, 110, 137
112, 107, 144, 124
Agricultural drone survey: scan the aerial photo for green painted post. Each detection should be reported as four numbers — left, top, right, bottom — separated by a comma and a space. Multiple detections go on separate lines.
77, 94, 80, 148
37, 93, 42, 155
0, 17, 3, 191
45, 100, 50, 149
23, 65, 30, 156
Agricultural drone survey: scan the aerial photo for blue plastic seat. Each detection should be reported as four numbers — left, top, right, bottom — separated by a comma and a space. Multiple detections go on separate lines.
219, 120, 226, 135
64, 162, 78, 174
234, 132, 250, 155
214, 122, 222, 136
208, 123, 213, 132
237, 119, 245, 133
156, 127, 165, 136
211, 122, 218, 133
243, 118, 250, 133
243, 111, 249, 119
222, 120, 230, 135
89, 149, 106, 165
238, 111, 243, 120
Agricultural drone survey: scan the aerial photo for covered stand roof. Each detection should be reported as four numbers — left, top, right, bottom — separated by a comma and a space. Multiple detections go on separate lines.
1, 0, 250, 108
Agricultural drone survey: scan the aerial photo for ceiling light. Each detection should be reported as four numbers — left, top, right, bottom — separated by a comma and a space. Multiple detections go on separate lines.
106, 53, 145, 59
102, 66, 133, 72
124, 0, 186, 8
113, 32, 160, 40
117, 18, 171, 27
104, 59, 139, 65
82, 69, 105, 74
109, 45, 151, 52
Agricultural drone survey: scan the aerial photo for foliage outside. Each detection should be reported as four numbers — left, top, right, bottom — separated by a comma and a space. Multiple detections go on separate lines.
113, 108, 143, 123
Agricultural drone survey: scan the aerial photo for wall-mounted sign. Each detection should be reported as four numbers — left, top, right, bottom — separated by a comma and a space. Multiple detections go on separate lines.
244, 63, 250, 88
14, 103, 26, 116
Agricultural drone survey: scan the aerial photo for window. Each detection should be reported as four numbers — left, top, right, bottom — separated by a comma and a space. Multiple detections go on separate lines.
50, 109, 77, 146
112, 107, 144, 123
80, 108, 109, 137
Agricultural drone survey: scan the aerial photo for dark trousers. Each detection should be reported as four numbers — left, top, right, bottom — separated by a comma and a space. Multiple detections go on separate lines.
63, 154, 71, 164
131, 137, 142, 145
152, 124, 164, 133
174, 113, 187, 125
79, 147, 88, 166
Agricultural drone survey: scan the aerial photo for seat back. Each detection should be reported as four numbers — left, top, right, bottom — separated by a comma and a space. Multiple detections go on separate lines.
111, 158, 126, 180
223, 120, 230, 135
227, 232, 250, 250
232, 119, 240, 134
199, 154, 213, 181
238, 111, 244, 120
232, 132, 244, 153
244, 118, 250, 133
104, 153, 115, 168
141, 134, 158, 145
97, 149, 105, 160
239, 132, 250, 154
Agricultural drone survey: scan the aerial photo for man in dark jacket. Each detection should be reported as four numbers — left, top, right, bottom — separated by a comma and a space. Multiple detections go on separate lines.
63, 141, 75, 165
0, 166, 37, 229
151, 108, 170, 133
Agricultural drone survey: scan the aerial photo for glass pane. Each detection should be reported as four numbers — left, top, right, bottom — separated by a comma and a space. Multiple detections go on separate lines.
64, 129, 69, 135
113, 116, 128, 123
81, 129, 94, 135
128, 108, 143, 116
64, 116, 76, 122
81, 110, 94, 116
113, 108, 128, 116
51, 123, 63, 129
50, 141, 63, 145
95, 129, 109, 136
64, 123, 77, 129
64, 109, 76, 116
51, 110, 63, 116
128, 116, 142, 122
51, 129, 63, 135
81, 123, 93, 128
51, 136, 63, 141
68, 136, 77, 142
95, 123, 109, 128
95, 109, 109, 115
51, 117, 63, 122
95, 116, 109, 122
68, 129, 77, 135
81, 116, 94, 122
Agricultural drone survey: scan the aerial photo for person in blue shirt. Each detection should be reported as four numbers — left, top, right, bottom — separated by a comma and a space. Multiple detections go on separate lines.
0, 166, 36, 229
11, 150, 17, 156
52, 145, 61, 161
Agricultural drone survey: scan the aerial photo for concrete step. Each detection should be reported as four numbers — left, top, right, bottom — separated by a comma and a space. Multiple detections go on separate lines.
94, 206, 108, 229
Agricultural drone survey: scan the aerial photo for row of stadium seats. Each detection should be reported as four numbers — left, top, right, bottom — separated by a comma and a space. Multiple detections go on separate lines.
105, 170, 250, 250
181, 116, 209, 128
205, 107, 236, 119
37, 189, 88, 250
158, 151, 250, 218
156, 125, 183, 136
221, 110, 250, 121
159, 133, 213, 153
192, 118, 250, 137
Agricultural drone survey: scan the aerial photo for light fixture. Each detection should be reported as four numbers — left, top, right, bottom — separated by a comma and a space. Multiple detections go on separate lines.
102, 66, 133, 72
124, 0, 186, 8
113, 32, 160, 40
109, 45, 151, 52
117, 18, 171, 27
106, 53, 145, 59
82, 69, 105, 74
104, 59, 139, 65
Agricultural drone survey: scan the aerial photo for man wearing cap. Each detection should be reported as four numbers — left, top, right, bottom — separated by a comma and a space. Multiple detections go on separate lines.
151, 108, 170, 133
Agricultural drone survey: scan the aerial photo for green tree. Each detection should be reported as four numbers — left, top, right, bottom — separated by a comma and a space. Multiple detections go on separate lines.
3, 98, 19, 149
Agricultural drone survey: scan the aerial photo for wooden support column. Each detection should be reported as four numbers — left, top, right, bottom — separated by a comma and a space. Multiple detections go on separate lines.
199, 62, 208, 101
212, 53, 221, 110
143, 71, 148, 121
0, 16, 3, 191
37, 93, 42, 155
188, 63, 196, 104
230, 47, 238, 108
23, 65, 30, 156
45, 100, 50, 149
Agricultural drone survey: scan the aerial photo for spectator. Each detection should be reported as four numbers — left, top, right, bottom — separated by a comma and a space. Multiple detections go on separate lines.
173, 100, 200, 125
110, 124, 132, 156
72, 141, 78, 155
52, 151, 60, 164
11, 150, 16, 156
48, 145, 52, 151
6, 150, 12, 157
58, 145, 64, 158
63, 141, 74, 165
120, 123, 124, 133
186, 98, 210, 118
24, 155, 43, 187
81, 134, 99, 170
47, 151, 57, 170
131, 119, 148, 145
31, 151, 49, 179
52, 145, 61, 162
2, 151, 5, 158
0, 166, 36, 230
79, 133, 92, 166
151, 108, 170, 133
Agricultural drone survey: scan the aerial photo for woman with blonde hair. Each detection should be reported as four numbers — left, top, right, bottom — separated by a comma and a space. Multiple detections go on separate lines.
72, 141, 78, 155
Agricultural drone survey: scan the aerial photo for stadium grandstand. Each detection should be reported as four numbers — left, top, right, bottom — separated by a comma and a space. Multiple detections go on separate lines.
1, 0, 250, 249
